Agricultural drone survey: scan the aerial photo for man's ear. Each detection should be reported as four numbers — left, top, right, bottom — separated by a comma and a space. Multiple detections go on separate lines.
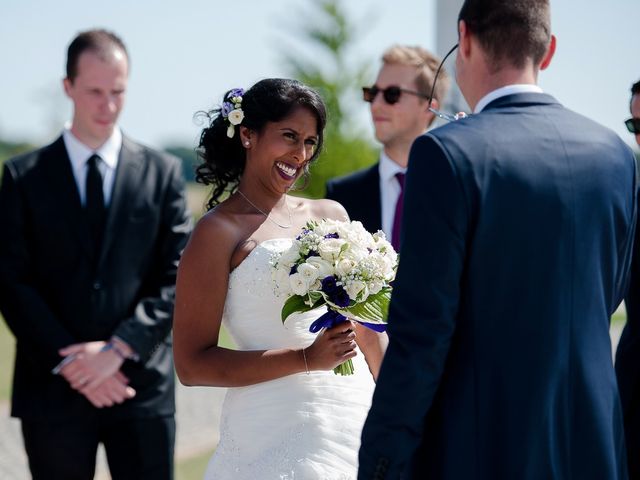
423, 98, 438, 127
458, 20, 472, 60
539, 34, 556, 71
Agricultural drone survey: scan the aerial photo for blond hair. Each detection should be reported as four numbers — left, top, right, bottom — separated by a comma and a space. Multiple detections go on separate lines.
382, 45, 450, 104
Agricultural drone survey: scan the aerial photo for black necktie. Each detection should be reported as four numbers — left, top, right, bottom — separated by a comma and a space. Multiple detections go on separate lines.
85, 154, 106, 255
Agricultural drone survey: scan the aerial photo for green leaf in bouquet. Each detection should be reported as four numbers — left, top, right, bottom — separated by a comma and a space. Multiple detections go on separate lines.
281, 293, 325, 322
338, 287, 392, 324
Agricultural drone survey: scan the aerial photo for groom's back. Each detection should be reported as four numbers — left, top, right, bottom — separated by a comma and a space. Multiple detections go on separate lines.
421, 93, 636, 479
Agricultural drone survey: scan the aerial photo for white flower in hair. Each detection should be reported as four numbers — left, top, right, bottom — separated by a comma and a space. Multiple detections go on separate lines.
228, 109, 244, 126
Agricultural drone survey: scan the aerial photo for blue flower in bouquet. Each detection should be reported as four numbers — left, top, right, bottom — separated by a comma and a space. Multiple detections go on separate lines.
320, 276, 350, 308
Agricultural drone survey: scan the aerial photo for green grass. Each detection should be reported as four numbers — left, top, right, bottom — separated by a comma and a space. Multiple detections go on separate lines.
0, 318, 15, 402
176, 448, 215, 480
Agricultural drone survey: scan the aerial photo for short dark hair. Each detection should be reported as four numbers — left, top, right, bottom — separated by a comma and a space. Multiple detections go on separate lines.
458, 0, 551, 71
196, 78, 327, 209
630, 80, 640, 112
66, 29, 128, 81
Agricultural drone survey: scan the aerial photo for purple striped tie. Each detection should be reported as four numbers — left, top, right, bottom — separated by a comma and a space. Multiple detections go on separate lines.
391, 172, 405, 251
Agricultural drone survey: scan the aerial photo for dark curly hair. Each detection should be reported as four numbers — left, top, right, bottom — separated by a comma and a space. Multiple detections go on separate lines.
195, 78, 327, 210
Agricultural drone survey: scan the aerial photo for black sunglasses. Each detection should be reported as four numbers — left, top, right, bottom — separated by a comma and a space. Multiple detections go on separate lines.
625, 118, 640, 134
362, 85, 429, 105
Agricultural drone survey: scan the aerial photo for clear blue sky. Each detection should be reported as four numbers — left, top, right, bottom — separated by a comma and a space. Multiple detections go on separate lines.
1, 0, 638, 151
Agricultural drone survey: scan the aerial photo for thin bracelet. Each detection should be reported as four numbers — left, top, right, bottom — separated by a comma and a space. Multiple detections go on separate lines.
301, 347, 310, 375
101, 342, 128, 361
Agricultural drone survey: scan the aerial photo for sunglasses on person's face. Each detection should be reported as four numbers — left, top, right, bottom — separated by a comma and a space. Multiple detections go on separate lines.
625, 118, 640, 134
362, 85, 429, 105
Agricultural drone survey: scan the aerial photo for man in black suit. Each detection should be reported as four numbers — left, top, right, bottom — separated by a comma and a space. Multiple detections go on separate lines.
0, 29, 191, 479
359, 1, 635, 479
326, 45, 450, 248
617, 78, 640, 479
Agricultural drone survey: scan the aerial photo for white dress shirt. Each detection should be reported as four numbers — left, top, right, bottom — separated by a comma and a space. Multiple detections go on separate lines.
474, 84, 543, 114
62, 128, 122, 207
378, 151, 407, 239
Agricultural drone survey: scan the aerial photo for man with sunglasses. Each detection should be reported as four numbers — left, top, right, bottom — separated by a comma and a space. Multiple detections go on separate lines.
359, 1, 636, 479
624, 80, 640, 146
325, 45, 449, 250
616, 78, 640, 480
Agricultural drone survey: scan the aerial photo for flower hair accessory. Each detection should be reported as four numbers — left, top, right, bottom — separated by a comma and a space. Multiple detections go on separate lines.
222, 88, 245, 138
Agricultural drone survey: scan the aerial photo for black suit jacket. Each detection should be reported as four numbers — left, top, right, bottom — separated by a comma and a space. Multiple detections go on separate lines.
0, 135, 191, 421
617, 192, 640, 479
326, 163, 381, 233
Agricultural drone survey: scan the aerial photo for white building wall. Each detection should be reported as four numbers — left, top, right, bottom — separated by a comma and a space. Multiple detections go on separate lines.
435, 0, 468, 115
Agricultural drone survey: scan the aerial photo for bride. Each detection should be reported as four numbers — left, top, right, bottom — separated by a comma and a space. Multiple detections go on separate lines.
173, 78, 387, 479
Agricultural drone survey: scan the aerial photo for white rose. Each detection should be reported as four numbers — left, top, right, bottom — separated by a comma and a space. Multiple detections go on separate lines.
318, 238, 346, 262
345, 280, 367, 301
306, 256, 334, 279
297, 263, 319, 284
289, 272, 309, 296
342, 245, 367, 263
279, 247, 301, 266
228, 108, 245, 126
368, 280, 383, 295
335, 258, 356, 277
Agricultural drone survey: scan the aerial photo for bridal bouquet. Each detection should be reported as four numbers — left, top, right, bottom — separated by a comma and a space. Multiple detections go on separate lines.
271, 219, 398, 375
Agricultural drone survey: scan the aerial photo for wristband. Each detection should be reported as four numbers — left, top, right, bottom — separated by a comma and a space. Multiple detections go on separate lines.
101, 341, 129, 360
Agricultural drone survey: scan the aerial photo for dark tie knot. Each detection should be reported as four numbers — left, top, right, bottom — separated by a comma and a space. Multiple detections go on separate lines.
87, 154, 101, 168
395, 172, 405, 189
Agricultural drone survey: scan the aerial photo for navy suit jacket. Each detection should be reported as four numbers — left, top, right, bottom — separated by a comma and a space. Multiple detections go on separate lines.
0, 135, 191, 421
326, 163, 382, 233
617, 195, 640, 478
359, 93, 636, 480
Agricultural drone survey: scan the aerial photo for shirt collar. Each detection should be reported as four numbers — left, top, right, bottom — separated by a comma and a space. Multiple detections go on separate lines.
474, 84, 544, 114
379, 150, 406, 183
62, 127, 122, 169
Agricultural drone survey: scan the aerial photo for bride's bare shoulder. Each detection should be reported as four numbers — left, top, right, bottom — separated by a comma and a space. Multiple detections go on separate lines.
186, 203, 245, 259
295, 197, 349, 222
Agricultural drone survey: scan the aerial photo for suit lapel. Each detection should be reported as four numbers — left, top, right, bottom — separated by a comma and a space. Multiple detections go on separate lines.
351, 163, 382, 232
43, 137, 94, 258
98, 136, 144, 267
366, 164, 383, 233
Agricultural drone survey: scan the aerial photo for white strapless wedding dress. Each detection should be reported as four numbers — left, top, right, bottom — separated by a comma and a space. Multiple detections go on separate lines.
204, 238, 376, 480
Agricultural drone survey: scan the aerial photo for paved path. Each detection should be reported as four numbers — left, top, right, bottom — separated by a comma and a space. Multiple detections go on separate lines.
0, 322, 626, 479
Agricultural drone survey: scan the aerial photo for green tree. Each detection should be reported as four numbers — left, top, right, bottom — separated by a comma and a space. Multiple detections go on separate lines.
164, 145, 198, 182
279, 0, 378, 199
0, 139, 36, 178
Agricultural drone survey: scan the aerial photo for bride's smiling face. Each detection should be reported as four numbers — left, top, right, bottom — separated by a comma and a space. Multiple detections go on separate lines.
241, 106, 319, 194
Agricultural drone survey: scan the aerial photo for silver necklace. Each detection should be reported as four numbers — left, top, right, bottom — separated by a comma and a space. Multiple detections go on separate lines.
237, 190, 293, 229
